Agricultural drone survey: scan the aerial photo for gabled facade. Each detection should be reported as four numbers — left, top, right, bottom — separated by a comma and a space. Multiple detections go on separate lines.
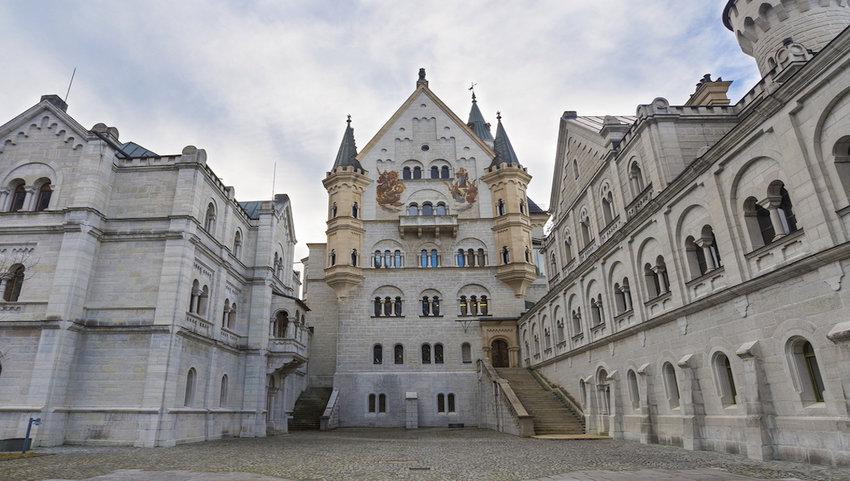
522, 1, 850, 467
305, 71, 546, 427
0, 96, 310, 446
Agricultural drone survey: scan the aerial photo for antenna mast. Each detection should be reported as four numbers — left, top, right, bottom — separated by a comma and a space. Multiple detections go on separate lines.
64, 67, 77, 103
271, 161, 277, 199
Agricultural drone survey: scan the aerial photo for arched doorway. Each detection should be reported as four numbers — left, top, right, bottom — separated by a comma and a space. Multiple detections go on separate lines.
491, 339, 510, 367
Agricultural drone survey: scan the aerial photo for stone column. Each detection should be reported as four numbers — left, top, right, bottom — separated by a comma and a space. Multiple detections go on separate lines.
827, 323, 850, 417
22, 187, 36, 211
606, 370, 624, 439
508, 346, 520, 367
622, 286, 633, 311
695, 238, 717, 270
636, 363, 656, 444
735, 340, 776, 461
676, 354, 705, 451
762, 197, 785, 239
0, 190, 9, 210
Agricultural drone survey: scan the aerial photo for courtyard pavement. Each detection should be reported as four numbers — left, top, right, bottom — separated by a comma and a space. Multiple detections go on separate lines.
3, 428, 849, 481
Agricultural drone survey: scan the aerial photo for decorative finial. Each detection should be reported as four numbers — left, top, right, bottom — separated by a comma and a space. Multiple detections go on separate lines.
417, 68, 429, 88
346, 114, 352, 125
496, 111, 502, 121
469, 82, 478, 103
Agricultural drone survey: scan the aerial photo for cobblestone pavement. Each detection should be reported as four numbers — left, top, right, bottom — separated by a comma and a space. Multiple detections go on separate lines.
3, 428, 849, 481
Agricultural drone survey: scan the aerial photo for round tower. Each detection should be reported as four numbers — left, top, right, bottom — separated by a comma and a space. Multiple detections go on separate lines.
723, 0, 850, 78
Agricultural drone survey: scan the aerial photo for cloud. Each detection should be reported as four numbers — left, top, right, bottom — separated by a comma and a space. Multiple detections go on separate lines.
0, 0, 760, 265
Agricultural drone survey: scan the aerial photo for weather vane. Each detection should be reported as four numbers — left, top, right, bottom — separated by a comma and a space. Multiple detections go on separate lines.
469, 82, 478, 101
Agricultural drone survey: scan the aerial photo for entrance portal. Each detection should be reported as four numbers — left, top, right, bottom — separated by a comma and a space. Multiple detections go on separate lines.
491, 339, 510, 367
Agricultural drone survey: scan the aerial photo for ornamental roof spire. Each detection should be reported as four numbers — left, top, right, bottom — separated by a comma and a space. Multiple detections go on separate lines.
466, 87, 493, 141
490, 112, 521, 168
331, 115, 363, 171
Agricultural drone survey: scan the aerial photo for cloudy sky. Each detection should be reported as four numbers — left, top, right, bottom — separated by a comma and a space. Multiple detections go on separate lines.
0, 0, 759, 265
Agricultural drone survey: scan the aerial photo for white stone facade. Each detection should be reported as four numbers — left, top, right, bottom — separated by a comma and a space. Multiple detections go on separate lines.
0, 97, 310, 447
521, 4, 850, 467
305, 81, 545, 428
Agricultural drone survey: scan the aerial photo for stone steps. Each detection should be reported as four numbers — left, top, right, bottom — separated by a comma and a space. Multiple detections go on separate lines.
289, 387, 332, 431
496, 368, 585, 435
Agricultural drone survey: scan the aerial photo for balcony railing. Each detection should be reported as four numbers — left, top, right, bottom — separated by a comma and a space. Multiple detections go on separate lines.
268, 337, 307, 358
599, 216, 621, 244
579, 240, 597, 262
183, 312, 213, 337
398, 214, 458, 238
625, 183, 653, 220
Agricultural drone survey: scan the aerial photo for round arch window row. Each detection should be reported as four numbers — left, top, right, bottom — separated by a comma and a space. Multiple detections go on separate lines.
371, 294, 491, 318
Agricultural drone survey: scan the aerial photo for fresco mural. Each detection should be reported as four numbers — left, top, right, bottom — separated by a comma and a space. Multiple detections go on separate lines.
444, 167, 478, 211
376, 168, 405, 210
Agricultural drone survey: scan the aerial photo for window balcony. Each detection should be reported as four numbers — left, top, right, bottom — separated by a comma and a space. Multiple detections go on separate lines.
626, 183, 653, 220
599, 216, 622, 244
398, 214, 458, 238
685, 266, 727, 300
579, 240, 597, 262
182, 312, 214, 338
267, 337, 308, 374
744, 229, 806, 275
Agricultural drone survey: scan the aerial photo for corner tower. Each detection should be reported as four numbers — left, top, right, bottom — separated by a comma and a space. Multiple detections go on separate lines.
723, 0, 850, 78
482, 114, 536, 298
322, 117, 371, 300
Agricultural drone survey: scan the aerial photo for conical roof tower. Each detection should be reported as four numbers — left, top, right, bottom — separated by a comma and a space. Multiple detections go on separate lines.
467, 93, 493, 142
490, 113, 521, 168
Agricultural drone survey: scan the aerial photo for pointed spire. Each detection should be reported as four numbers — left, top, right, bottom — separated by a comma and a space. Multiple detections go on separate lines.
490, 112, 521, 168
467, 91, 493, 141
332, 115, 363, 171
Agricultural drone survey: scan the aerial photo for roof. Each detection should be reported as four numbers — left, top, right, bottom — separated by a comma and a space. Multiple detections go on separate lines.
570, 115, 636, 132
490, 116, 521, 167
467, 94, 493, 141
331, 117, 363, 171
116, 141, 159, 159
238, 201, 262, 219
527, 197, 546, 214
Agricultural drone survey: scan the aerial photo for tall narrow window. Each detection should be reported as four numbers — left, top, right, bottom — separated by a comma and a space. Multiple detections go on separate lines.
723, 354, 737, 405
434, 343, 444, 364
331, 203, 337, 218
421, 344, 431, 364
457, 249, 465, 267
223, 299, 231, 325
374, 297, 383, 317
329, 250, 336, 267
351, 249, 358, 266
351, 202, 359, 218
368, 393, 376, 413
409, 204, 419, 216
430, 166, 439, 179
501, 247, 510, 264
378, 393, 386, 413
3, 265, 25, 302
480, 296, 488, 315
228, 303, 236, 329
403, 167, 411, 180
420, 250, 428, 268
373, 344, 383, 364
663, 362, 680, 409
394, 297, 403, 316
233, 231, 242, 258
627, 370, 640, 411
413, 166, 422, 179
394, 344, 404, 364
447, 393, 455, 413
525, 247, 531, 263
581, 218, 591, 246
184, 368, 196, 406
422, 203, 433, 216
436, 203, 446, 215
220, 374, 228, 407
432, 297, 440, 316
469, 296, 478, 315
384, 250, 392, 268
431, 249, 438, 267
629, 162, 644, 195
573, 159, 579, 179
801, 341, 825, 403
478, 248, 486, 266
422, 296, 430, 316
461, 343, 472, 363
374, 250, 383, 268
778, 186, 798, 234
9, 184, 26, 212
36, 182, 52, 211
204, 203, 216, 233
497, 199, 505, 216
601, 192, 614, 225
519, 200, 526, 215
437, 393, 445, 413
394, 250, 402, 267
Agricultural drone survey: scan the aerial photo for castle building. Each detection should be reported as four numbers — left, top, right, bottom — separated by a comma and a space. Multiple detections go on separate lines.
304, 71, 547, 428
521, 0, 850, 466
0, 96, 309, 447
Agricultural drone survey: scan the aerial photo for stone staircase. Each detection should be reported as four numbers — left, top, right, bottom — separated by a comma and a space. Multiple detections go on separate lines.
496, 368, 585, 435
289, 387, 332, 431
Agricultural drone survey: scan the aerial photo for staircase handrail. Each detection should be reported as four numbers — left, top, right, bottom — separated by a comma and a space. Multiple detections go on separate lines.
529, 369, 584, 418
478, 360, 535, 437
319, 389, 339, 431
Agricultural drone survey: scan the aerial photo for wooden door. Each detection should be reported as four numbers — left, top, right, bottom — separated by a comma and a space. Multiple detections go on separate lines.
491, 339, 510, 367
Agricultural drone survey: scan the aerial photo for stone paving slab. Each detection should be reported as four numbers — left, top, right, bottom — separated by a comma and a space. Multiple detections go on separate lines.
4, 428, 849, 481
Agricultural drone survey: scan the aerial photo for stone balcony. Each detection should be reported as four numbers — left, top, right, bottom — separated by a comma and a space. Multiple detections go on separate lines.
399, 214, 458, 238
626, 183, 653, 220
267, 337, 308, 374
599, 216, 621, 244
182, 312, 214, 337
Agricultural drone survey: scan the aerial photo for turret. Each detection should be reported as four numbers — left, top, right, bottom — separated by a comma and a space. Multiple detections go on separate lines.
723, 0, 850, 79
467, 92, 494, 148
481, 113, 536, 298
322, 116, 371, 300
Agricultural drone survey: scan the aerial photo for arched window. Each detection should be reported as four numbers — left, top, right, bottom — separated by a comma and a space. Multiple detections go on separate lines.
571, 308, 582, 335
480, 295, 488, 315
457, 249, 465, 267
394, 250, 402, 267
329, 249, 336, 267
564, 238, 573, 263
275, 311, 289, 338
434, 343, 444, 364
351, 202, 359, 218
614, 283, 625, 314
36, 181, 52, 211
437, 393, 445, 413
378, 393, 386, 413
403, 167, 412, 180
544, 328, 551, 350
501, 247, 510, 264
421, 343, 431, 364
436, 203, 446, 215
204, 203, 216, 233
580, 217, 592, 246
459, 295, 468, 315
685, 235, 708, 279
220, 374, 228, 407
590, 298, 602, 326
601, 191, 614, 225
448, 393, 456, 413
413, 166, 422, 179
368, 393, 376, 413
469, 296, 478, 316
374, 250, 382, 268
422, 296, 430, 316
743, 196, 774, 249
550, 252, 557, 271
519, 200, 526, 215
833, 136, 850, 200
777, 185, 797, 234
351, 249, 358, 266
430, 249, 438, 267
223, 299, 230, 325
461, 343, 472, 363
713, 352, 737, 406
629, 162, 644, 195
228, 303, 236, 329
467, 248, 476, 267
524, 247, 531, 263
573, 158, 579, 179
408, 204, 419, 216
420, 250, 428, 268
422, 203, 433, 216
663, 362, 680, 409
233, 231, 242, 258
394, 344, 404, 364
9, 183, 26, 212
3, 265, 25, 302
441, 166, 450, 179
430, 166, 439, 179
184, 368, 196, 406
373, 344, 383, 364
556, 319, 564, 342
627, 370, 640, 411
478, 248, 486, 266
497, 199, 505, 216
645, 263, 661, 299
374, 297, 382, 317
789, 339, 825, 403
198, 285, 210, 317
331, 202, 337, 218
394, 297, 403, 316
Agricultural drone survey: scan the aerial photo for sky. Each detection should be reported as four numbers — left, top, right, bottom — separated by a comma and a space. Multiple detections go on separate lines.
0, 0, 760, 266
